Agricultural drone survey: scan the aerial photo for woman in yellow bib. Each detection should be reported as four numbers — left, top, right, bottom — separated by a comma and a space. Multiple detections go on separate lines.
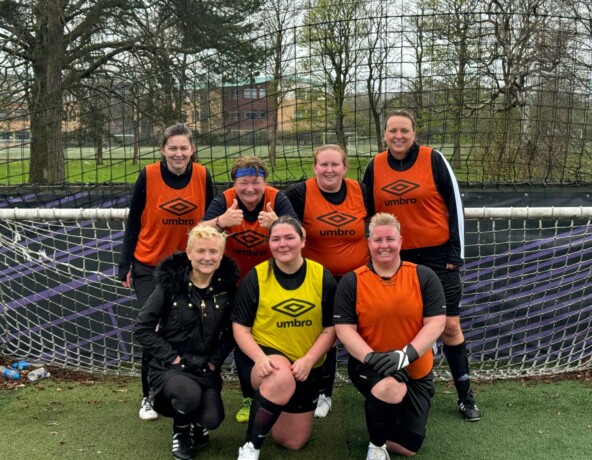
232, 216, 337, 460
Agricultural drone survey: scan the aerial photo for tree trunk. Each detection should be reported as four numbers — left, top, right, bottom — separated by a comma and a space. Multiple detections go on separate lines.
371, 105, 382, 152
366, 75, 384, 152
335, 109, 347, 152
95, 140, 104, 166
29, 0, 65, 184
451, 91, 464, 169
267, 80, 280, 167
334, 81, 347, 152
451, 131, 462, 169
451, 47, 468, 170
133, 106, 141, 165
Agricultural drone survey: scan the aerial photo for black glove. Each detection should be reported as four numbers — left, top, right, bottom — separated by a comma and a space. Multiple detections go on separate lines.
364, 351, 384, 369
392, 368, 410, 383
365, 344, 419, 376
181, 354, 205, 373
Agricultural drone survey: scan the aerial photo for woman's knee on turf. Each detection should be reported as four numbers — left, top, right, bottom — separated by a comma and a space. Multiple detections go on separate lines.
387, 441, 417, 457
387, 431, 424, 456
272, 414, 312, 450
274, 432, 310, 451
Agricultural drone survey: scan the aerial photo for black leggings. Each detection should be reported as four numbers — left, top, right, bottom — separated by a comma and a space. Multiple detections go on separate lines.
161, 374, 225, 429
132, 260, 157, 398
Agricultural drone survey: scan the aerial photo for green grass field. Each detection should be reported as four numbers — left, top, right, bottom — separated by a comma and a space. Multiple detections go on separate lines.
1, 373, 590, 459
3, 142, 591, 186
0, 145, 374, 185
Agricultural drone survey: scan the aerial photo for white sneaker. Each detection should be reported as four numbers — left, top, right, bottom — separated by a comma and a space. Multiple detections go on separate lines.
366, 442, 389, 460
237, 442, 260, 460
139, 397, 158, 421
314, 393, 332, 418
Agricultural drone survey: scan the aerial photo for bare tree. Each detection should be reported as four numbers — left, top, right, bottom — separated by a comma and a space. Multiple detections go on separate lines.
300, 0, 368, 151
561, 0, 592, 92
423, 0, 484, 168
482, 1, 556, 110
361, 0, 401, 152
402, 1, 434, 136
480, 0, 563, 181
261, 0, 302, 166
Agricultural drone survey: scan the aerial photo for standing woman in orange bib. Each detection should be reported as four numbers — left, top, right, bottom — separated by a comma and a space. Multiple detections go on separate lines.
117, 123, 215, 422
284, 144, 370, 418
362, 110, 480, 421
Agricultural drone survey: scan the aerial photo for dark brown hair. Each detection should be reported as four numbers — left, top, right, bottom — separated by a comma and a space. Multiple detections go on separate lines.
161, 123, 193, 148
383, 110, 416, 131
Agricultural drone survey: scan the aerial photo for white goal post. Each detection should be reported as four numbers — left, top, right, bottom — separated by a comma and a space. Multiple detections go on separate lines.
1, 207, 591, 380
2, 206, 591, 220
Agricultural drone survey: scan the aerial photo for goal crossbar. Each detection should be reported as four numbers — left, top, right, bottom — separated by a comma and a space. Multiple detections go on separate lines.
2, 207, 592, 220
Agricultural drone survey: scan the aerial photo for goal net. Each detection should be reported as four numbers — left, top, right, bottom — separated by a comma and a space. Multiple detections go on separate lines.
1, 207, 591, 380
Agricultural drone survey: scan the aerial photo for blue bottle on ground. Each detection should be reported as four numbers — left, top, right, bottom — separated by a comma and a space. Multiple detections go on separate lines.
11, 361, 30, 370
0, 366, 20, 380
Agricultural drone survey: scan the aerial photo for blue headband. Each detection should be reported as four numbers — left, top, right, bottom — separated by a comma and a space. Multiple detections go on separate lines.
234, 167, 267, 178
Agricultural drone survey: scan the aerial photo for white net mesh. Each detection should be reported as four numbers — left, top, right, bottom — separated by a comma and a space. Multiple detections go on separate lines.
1, 207, 591, 380
0, 211, 134, 375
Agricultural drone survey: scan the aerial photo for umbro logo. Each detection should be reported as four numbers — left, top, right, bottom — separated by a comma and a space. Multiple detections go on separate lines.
272, 298, 315, 318
231, 230, 267, 248
317, 211, 356, 228
380, 179, 420, 197
159, 198, 198, 216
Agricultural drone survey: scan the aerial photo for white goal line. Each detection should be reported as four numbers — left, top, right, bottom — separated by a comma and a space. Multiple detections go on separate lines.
1, 207, 592, 221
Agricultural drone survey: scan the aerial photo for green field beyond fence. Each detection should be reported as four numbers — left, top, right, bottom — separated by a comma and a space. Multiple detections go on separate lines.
0, 143, 480, 185
0, 145, 378, 185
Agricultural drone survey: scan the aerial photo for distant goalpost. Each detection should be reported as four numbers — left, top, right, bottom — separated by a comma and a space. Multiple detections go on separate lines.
1, 207, 591, 380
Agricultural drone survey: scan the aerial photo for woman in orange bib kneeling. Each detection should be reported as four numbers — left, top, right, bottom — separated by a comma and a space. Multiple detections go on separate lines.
335, 213, 446, 459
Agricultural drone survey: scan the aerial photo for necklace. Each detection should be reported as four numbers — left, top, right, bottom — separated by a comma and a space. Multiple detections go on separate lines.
374, 260, 402, 284
379, 276, 395, 286
189, 277, 208, 317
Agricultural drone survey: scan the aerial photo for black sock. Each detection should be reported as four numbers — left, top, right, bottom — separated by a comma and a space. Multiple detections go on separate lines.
245, 391, 283, 449
320, 346, 337, 398
141, 350, 151, 398
443, 341, 471, 399
365, 393, 395, 447
173, 421, 191, 434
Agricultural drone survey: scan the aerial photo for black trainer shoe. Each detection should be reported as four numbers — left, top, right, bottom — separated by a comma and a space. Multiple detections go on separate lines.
172, 429, 194, 460
191, 423, 210, 449
458, 390, 481, 421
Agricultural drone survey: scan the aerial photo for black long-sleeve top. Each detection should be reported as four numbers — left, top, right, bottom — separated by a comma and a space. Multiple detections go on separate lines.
362, 142, 464, 270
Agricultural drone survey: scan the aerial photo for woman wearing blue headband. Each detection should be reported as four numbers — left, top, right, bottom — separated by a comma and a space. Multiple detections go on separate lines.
202, 156, 296, 280
201, 155, 297, 424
